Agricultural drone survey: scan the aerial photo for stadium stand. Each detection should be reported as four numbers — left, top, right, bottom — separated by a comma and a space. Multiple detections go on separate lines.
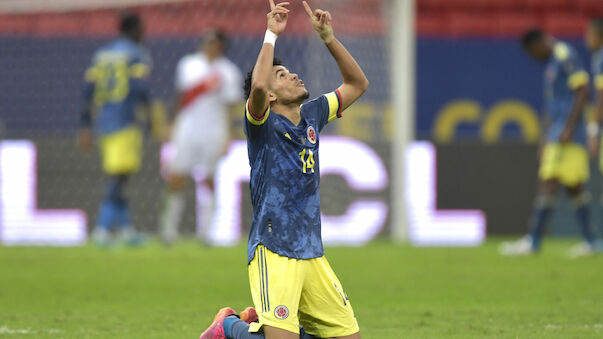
0, 0, 599, 37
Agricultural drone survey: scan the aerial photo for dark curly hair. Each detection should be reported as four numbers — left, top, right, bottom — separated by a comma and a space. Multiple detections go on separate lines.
520, 28, 544, 50
591, 18, 603, 38
243, 57, 283, 100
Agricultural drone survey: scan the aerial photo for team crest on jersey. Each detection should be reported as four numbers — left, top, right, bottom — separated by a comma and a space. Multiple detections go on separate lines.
307, 126, 317, 144
274, 305, 289, 320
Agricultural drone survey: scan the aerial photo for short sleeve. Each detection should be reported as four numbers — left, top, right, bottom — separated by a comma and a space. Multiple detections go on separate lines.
129, 46, 152, 80
245, 100, 270, 126
555, 44, 589, 89
302, 90, 342, 131
244, 100, 271, 143
174, 57, 188, 91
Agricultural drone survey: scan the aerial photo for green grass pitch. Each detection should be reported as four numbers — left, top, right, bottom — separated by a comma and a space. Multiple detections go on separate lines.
1, 239, 602, 338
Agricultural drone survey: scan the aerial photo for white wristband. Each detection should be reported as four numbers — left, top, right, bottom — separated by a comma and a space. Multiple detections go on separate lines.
264, 29, 278, 46
588, 121, 600, 138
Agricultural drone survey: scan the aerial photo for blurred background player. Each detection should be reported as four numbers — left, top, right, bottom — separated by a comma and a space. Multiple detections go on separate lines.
78, 12, 151, 246
586, 18, 603, 244
159, 29, 243, 245
501, 29, 596, 257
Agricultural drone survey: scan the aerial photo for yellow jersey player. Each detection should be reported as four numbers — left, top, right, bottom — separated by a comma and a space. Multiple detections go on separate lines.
501, 29, 596, 257
199, 1, 368, 338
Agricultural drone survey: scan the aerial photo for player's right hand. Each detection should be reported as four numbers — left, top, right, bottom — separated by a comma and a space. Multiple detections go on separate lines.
267, 0, 290, 36
77, 128, 92, 152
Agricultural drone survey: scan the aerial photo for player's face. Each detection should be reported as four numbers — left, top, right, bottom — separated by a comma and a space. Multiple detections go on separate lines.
525, 42, 550, 62
203, 38, 224, 58
269, 65, 309, 105
585, 25, 602, 52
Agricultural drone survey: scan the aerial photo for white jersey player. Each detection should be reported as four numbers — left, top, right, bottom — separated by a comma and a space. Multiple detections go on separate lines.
160, 30, 243, 244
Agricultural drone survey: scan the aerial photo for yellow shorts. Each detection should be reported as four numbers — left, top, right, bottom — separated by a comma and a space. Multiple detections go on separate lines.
248, 245, 359, 338
539, 142, 589, 187
99, 127, 142, 175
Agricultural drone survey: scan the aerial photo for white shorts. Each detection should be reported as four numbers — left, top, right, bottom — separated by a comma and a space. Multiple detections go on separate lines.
166, 111, 228, 177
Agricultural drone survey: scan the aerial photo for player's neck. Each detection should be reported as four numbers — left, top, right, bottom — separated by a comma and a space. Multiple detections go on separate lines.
272, 102, 302, 126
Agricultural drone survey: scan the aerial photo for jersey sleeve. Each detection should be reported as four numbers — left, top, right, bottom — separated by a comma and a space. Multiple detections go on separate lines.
129, 49, 152, 104
174, 56, 190, 92
303, 90, 343, 131
556, 44, 589, 90
244, 100, 272, 143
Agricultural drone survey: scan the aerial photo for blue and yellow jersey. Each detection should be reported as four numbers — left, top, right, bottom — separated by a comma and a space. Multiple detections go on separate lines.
544, 41, 589, 143
591, 46, 603, 94
82, 38, 152, 135
244, 90, 343, 263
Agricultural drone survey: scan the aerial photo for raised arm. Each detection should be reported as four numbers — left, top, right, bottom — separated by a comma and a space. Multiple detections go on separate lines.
248, 0, 290, 117
303, 1, 369, 112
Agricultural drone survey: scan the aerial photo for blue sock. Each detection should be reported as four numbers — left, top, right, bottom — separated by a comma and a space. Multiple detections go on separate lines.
222, 317, 317, 339
116, 200, 132, 229
572, 193, 595, 246
223, 317, 264, 339
106, 175, 130, 229
528, 195, 555, 250
96, 199, 118, 230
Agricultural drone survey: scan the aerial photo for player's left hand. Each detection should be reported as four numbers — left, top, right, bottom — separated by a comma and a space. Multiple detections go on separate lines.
302, 1, 334, 44
559, 128, 573, 144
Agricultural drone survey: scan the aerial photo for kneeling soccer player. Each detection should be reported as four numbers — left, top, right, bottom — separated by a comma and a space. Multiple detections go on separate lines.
200, 1, 369, 338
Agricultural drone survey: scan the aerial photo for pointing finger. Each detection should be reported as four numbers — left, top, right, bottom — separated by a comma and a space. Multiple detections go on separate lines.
269, 0, 275, 10
302, 1, 314, 18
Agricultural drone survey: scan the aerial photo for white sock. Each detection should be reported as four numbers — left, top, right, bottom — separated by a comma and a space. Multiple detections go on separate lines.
160, 191, 185, 242
196, 184, 214, 242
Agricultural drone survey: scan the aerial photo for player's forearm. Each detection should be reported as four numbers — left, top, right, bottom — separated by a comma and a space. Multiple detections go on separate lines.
325, 38, 369, 91
249, 42, 275, 110
80, 102, 93, 129
565, 86, 588, 133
